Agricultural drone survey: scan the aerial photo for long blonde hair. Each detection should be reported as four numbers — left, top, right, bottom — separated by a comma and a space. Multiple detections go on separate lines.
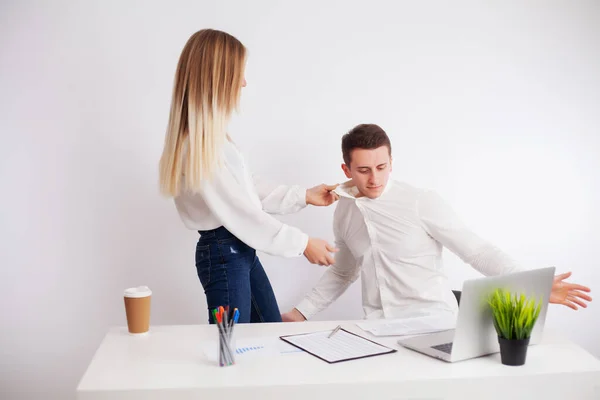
159, 29, 247, 197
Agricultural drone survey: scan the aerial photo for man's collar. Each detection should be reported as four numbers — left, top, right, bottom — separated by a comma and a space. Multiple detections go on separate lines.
333, 182, 361, 199
333, 179, 393, 200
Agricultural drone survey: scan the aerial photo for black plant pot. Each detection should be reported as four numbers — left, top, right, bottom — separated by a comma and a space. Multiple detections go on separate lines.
498, 336, 530, 366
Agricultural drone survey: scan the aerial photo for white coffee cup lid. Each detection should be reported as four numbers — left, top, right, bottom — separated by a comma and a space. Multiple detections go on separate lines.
124, 286, 152, 298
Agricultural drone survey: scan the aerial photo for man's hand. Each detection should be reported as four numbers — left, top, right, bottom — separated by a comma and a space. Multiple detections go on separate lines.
550, 271, 592, 310
282, 308, 307, 322
306, 184, 340, 207
304, 238, 338, 266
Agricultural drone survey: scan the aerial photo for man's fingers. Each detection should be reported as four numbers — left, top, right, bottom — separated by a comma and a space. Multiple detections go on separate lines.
568, 296, 588, 308
566, 283, 591, 293
571, 290, 593, 301
325, 183, 340, 191
562, 300, 578, 310
554, 271, 572, 281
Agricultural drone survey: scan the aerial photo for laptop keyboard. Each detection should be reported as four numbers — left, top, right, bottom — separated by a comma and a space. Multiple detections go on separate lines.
432, 342, 453, 354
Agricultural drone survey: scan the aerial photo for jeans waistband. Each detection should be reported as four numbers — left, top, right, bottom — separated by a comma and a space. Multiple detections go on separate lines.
197, 225, 235, 241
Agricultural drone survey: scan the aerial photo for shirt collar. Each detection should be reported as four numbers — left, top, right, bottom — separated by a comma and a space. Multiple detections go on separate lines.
333, 179, 393, 200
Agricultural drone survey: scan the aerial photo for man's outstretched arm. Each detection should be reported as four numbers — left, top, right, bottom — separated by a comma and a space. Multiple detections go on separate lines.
417, 189, 592, 310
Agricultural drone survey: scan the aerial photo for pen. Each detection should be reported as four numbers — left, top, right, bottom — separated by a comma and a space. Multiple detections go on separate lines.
230, 308, 239, 330
229, 309, 239, 337
221, 306, 228, 328
328, 324, 342, 338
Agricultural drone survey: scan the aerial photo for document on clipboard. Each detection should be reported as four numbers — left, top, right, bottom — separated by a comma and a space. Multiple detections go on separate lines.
280, 328, 396, 363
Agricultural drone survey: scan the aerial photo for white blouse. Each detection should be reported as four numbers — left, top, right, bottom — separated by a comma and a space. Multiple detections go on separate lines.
174, 140, 309, 257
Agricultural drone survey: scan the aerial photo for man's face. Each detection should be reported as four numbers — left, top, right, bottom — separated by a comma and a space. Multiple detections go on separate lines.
342, 146, 392, 199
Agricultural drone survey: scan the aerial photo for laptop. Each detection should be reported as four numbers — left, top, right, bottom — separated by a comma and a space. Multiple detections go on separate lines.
397, 266, 555, 362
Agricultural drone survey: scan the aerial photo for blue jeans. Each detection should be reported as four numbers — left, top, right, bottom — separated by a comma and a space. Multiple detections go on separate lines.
195, 226, 283, 324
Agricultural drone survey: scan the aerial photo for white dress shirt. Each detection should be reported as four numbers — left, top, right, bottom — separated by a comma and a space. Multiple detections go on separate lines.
174, 140, 309, 257
296, 179, 524, 320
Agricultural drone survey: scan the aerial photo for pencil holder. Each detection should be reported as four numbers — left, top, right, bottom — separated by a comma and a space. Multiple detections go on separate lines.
218, 324, 236, 367
212, 306, 239, 367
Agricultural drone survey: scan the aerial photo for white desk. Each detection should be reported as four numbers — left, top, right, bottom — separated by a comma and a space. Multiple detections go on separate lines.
77, 320, 600, 400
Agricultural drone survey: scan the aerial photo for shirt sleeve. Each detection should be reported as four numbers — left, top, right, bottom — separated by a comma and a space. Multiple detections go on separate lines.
252, 174, 308, 215
198, 164, 309, 258
295, 206, 360, 319
417, 189, 525, 276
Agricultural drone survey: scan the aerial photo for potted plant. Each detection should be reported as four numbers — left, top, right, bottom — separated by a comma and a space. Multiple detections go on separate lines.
488, 288, 542, 366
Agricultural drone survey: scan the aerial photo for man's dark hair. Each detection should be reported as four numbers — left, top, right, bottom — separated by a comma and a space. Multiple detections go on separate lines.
341, 123, 392, 166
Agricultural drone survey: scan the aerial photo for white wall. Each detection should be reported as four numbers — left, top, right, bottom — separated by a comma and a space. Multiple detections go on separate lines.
1, 0, 599, 398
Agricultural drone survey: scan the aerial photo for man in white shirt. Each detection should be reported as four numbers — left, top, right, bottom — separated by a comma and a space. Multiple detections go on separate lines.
282, 123, 592, 322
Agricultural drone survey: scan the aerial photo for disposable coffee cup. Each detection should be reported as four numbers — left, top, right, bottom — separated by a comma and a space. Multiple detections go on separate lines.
124, 286, 152, 335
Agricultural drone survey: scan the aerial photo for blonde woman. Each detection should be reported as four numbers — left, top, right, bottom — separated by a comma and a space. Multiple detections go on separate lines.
159, 29, 339, 324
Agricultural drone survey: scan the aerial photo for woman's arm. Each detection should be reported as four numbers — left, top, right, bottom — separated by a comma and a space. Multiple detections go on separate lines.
253, 174, 340, 214
199, 168, 309, 257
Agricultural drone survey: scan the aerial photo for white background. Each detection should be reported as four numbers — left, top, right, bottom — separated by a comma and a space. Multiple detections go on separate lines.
1, 1, 599, 398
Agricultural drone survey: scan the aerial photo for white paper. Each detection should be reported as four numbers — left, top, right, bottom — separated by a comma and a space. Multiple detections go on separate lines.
356, 314, 456, 337
281, 329, 393, 363
200, 336, 303, 362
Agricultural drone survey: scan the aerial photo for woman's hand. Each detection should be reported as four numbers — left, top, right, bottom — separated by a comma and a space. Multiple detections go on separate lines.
306, 184, 340, 207
304, 237, 338, 266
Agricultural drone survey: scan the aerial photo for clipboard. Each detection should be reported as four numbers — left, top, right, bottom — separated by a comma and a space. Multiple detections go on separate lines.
279, 328, 397, 364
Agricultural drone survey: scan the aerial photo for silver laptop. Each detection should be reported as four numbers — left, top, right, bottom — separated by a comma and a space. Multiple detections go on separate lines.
397, 267, 555, 362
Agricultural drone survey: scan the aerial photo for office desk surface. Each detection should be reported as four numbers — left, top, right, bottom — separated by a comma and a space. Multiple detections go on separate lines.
77, 320, 600, 400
